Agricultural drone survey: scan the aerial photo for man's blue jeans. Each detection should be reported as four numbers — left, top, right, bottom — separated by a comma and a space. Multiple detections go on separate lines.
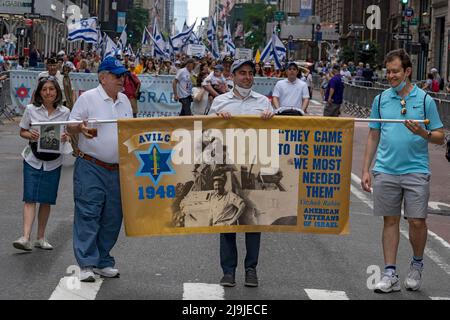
220, 232, 261, 275
73, 158, 123, 269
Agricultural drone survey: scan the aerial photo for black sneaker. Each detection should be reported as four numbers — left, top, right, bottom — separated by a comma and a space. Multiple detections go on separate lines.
220, 274, 236, 287
245, 268, 258, 287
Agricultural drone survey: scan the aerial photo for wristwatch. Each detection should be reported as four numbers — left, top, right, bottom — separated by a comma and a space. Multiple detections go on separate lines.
426, 130, 432, 140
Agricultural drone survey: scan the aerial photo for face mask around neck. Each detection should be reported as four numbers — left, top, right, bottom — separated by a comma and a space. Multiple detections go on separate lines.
392, 76, 407, 93
234, 85, 252, 98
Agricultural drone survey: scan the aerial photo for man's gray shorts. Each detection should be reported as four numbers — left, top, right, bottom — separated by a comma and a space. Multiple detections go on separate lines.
323, 102, 341, 117
373, 172, 430, 219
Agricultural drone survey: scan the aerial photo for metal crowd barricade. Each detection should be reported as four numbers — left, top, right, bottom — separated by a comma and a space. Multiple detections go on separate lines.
343, 82, 450, 129
343, 83, 384, 118
0, 71, 15, 124
434, 99, 450, 129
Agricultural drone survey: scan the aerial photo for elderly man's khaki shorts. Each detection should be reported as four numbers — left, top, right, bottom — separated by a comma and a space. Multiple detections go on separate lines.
372, 172, 430, 219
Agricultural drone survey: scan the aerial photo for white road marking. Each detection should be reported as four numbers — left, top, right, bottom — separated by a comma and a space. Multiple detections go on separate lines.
304, 289, 349, 300
350, 173, 450, 277
430, 297, 450, 300
428, 201, 450, 212
49, 276, 103, 300
183, 283, 224, 300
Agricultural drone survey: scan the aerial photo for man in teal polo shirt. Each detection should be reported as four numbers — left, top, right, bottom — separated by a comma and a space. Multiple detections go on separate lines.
361, 49, 444, 293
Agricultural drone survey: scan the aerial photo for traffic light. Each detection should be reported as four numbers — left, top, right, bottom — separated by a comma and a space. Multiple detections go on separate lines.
334, 23, 340, 33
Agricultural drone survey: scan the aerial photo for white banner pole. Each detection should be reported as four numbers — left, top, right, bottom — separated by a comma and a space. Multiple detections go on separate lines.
30, 118, 431, 127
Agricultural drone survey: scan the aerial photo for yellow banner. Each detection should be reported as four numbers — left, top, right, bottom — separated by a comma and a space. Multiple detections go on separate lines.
118, 116, 354, 237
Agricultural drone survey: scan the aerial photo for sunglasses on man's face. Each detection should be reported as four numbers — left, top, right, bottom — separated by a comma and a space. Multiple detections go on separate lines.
110, 73, 125, 79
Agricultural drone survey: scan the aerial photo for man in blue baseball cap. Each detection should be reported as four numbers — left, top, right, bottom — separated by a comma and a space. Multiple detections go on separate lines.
98, 56, 129, 76
67, 55, 132, 282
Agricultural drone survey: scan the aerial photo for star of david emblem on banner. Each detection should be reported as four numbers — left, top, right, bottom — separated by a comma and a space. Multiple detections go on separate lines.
136, 144, 175, 186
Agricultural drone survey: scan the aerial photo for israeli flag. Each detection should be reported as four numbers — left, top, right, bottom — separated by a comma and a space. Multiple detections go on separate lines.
172, 20, 196, 52
142, 26, 151, 45
224, 24, 235, 56
152, 20, 166, 51
68, 17, 98, 43
118, 25, 127, 51
207, 17, 219, 59
207, 16, 216, 43
103, 35, 118, 59
148, 31, 169, 59
260, 31, 286, 70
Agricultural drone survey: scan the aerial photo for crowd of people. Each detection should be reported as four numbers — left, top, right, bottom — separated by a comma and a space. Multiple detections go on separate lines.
8, 45, 446, 295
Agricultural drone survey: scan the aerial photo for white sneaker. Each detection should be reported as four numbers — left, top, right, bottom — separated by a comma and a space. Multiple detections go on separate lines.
13, 236, 32, 251
93, 267, 120, 278
80, 267, 96, 282
374, 272, 401, 293
404, 263, 423, 291
34, 238, 53, 250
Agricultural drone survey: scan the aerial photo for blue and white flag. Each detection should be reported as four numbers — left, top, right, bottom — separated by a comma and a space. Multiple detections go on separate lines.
118, 25, 127, 51
103, 35, 118, 59
127, 44, 134, 56
95, 30, 105, 55
68, 17, 98, 43
223, 24, 235, 56
152, 20, 166, 51
260, 31, 286, 70
142, 26, 151, 45
207, 16, 216, 43
172, 20, 196, 52
189, 32, 200, 45
207, 17, 219, 59
148, 29, 168, 59
167, 36, 175, 58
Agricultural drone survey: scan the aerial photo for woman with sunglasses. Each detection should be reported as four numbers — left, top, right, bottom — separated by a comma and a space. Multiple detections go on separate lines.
13, 77, 70, 251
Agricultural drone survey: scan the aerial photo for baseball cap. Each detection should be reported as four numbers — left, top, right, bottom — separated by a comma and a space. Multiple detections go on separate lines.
47, 57, 57, 65
231, 59, 255, 73
431, 68, 438, 73
263, 62, 272, 68
286, 61, 299, 69
222, 56, 234, 64
98, 56, 128, 75
214, 64, 224, 71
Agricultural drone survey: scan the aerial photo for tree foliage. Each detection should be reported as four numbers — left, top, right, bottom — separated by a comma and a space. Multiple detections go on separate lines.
126, 7, 149, 49
239, 2, 276, 51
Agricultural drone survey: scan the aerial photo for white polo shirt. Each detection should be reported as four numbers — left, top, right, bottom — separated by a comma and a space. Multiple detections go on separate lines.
208, 90, 272, 115
20, 104, 70, 171
69, 85, 133, 164
272, 78, 310, 110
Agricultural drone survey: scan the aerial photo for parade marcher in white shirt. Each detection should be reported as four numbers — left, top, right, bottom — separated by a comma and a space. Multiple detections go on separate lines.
173, 59, 195, 116
67, 57, 133, 282
208, 59, 274, 288
272, 62, 310, 114
13, 77, 70, 251
37, 57, 66, 105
